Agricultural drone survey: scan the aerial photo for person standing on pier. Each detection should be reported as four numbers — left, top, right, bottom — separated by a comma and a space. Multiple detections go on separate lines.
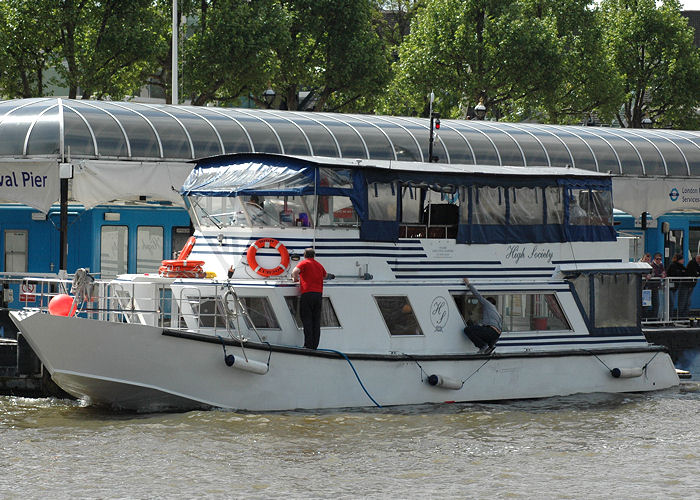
292, 248, 327, 349
462, 278, 502, 354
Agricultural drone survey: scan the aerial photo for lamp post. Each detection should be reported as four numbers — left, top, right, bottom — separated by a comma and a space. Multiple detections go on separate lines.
428, 112, 440, 163
641, 114, 652, 128
474, 98, 486, 120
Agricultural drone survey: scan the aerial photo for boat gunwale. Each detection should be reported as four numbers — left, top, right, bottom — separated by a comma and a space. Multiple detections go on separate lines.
162, 328, 668, 361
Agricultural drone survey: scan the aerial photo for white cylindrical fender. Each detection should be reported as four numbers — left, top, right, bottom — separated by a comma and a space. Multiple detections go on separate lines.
427, 374, 463, 390
225, 354, 268, 375
610, 367, 644, 378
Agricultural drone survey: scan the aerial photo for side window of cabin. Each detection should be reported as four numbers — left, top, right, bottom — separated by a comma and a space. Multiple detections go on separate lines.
545, 187, 564, 224
569, 188, 612, 226
399, 184, 459, 239
375, 296, 423, 335
243, 195, 312, 228
588, 190, 613, 226
424, 187, 459, 238
285, 296, 340, 328
472, 187, 506, 225
594, 274, 637, 328
509, 187, 544, 225
451, 292, 570, 331
451, 292, 500, 326
317, 195, 359, 227
368, 182, 397, 221
500, 293, 570, 331
239, 296, 280, 329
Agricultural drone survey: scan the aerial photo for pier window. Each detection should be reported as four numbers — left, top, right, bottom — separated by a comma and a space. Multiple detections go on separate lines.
375, 296, 423, 336
4, 230, 27, 272
101, 225, 128, 277
285, 296, 340, 328
136, 226, 164, 274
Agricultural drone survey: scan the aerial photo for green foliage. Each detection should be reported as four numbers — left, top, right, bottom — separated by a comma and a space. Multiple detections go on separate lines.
181, 0, 286, 106
600, 0, 700, 128
267, 0, 390, 111
0, 0, 60, 97
52, 0, 164, 100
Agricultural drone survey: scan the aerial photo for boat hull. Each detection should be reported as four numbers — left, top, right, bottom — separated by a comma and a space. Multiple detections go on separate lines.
11, 310, 679, 412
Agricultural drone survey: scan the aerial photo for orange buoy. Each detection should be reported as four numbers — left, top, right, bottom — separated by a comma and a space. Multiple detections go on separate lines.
48, 294, 77, 317
246, 238, 290, 277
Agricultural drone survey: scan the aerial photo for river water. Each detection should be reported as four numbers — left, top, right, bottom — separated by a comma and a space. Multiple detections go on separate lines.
1, 385, 699, 499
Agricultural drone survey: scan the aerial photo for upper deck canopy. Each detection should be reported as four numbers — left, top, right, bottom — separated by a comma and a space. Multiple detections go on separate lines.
2, 98, 698, 178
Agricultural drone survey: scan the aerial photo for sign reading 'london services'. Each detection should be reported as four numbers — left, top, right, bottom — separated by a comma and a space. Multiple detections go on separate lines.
0, 161, 59, 213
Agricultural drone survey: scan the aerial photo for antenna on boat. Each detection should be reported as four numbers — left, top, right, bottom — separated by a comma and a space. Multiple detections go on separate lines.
428, 91, 440, 163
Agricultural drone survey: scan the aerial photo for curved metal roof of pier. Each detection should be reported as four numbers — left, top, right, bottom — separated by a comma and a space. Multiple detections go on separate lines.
1, 97, 699, 177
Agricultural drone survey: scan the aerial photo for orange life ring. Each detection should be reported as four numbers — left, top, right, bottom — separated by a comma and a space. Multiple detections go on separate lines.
177, 236, 196, 260
158, 259, 206, 278
246, 238, 290, 277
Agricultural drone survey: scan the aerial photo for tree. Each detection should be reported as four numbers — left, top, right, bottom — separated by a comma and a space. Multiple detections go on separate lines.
0, 0, 60, 98
513, 0, 623, 124
268, 0, 390, 112
180, 0, 287, 106
54, 0, 165, 100
381, 0, 564, 119
600, 0, 700, 128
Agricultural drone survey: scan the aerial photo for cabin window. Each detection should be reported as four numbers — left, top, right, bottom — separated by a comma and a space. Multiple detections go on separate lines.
243, 195, 312, 228
472, 187, 506, 225
545, 186, 564, 224
593, 274, 637, 328
571, 274, 591, 318
452, 292, 569, 331
100, 225, 128, 277
188, 296, 230, 330
239, 296, 280, 329
587, 190, 613, 226
509, 187, 544, 225
136, 226, 164, 274
189, 196, 246, 228
569, 189, 612, 226
401, 185, 422, 224
500, 293, 569, 331
285, 296, 340, 328
317, 195, 359, 227
320, 168, 353, 189
375, 296, 423, 335
368, 182, 397, 221
4, 230, 27, 272
451, 292, 500, 327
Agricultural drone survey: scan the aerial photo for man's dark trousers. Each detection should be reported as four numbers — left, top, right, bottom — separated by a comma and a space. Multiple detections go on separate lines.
301, 291, 322, 349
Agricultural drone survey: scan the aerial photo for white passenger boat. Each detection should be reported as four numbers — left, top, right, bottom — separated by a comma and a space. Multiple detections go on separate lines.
11, 153, 679, 411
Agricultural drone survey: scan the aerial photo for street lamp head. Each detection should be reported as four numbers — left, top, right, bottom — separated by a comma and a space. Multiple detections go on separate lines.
641, 115, 652, 128
474, 98, 486, 120
263, 86, 276, 107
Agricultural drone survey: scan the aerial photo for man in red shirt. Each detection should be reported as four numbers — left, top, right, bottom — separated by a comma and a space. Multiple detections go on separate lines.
291, 248, 327, 349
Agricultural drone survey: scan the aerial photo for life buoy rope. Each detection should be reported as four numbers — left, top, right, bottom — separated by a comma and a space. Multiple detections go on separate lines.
246, 238, 290, 277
